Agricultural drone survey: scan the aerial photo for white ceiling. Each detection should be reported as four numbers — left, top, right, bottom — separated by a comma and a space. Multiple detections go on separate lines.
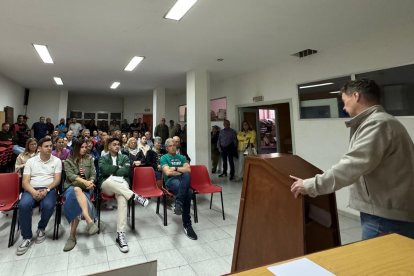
0, 0, 413, 95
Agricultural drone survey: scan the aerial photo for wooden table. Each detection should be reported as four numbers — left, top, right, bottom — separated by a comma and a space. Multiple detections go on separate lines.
231, 234, 414, 275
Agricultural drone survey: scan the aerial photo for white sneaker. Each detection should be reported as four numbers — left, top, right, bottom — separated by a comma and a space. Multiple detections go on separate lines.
35, 229, 46, 244
116, 232, 129, 253
16, 239, 33, 256
134, 194, 149, 207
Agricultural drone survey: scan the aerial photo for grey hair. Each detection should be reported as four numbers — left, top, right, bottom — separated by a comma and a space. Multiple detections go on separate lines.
165, 138, 174, 147
154, 136, 162, 144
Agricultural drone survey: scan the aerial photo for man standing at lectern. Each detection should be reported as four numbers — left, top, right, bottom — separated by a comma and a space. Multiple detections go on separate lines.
290, 79, 414, 240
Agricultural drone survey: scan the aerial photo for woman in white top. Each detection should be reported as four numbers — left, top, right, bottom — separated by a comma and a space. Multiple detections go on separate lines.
15, 138, 37, 176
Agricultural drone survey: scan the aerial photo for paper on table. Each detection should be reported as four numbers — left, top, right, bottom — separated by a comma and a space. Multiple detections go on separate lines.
267, 258, 335, 276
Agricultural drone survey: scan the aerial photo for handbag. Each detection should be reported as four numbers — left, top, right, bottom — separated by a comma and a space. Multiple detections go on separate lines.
244, 143, 257, 156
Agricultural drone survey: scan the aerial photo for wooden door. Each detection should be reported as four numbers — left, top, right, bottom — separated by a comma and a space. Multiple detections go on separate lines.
142, 114, 153, 133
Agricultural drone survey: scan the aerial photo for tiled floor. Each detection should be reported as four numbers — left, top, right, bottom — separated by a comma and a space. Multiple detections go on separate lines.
0, 174, 362, 276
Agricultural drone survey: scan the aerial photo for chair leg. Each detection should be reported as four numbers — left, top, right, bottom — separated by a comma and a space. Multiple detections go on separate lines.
97, 197, 101, 234
220, 191, 225, 220
131, 199, 135, 230
210, 193, 214, 209
163, 194, 167, 226
8, 207, 18, 247
193, 193, 198, 223
53, 204, 60, 240
156, 197, 160, 214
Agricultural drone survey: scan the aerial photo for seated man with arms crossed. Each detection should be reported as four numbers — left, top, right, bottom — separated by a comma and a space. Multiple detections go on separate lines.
161, 138, 197, 240
17, 137, 62, 255
98, 137, 149, 253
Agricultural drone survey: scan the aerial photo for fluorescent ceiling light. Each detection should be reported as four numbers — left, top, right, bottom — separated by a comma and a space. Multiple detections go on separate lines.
329, 91, 340, 94
110, 82, 120, 89
33, 44, 54, 64
299, 82, 334, 89
164, 0, 198, 21
53, 77, 63, 85
124, 56, 144, 71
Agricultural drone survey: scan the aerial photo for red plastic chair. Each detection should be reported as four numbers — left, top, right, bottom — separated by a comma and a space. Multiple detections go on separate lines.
131, 167, 172, 227
96, 190, 115, 234
190, 165, 225, 223
0, 173, 20, 247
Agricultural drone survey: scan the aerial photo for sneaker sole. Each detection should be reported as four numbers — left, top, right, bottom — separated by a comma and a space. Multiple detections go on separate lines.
35, 237, 46, 244
117, 245, 129, 253
184, 230, 198, 240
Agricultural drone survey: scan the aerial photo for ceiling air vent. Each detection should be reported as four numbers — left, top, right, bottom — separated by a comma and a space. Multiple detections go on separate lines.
292, 49, 318, 58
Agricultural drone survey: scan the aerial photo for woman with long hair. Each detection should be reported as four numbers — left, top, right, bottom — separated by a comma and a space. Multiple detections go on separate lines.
62, 139, 99, 252
15, 138, 37, 176
236, 121, 256, 181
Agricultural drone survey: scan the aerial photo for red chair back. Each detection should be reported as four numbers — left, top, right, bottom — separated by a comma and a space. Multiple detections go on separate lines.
0, 173, 19, 211
190, 165, 214, 189
132, 167, 162, 197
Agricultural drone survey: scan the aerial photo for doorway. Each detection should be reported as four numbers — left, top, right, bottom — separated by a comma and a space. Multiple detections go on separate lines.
239, 102, 292, 154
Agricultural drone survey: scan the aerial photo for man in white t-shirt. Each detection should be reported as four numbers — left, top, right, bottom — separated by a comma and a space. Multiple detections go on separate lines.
16, 137, 62, 256
69, 118, 83, 138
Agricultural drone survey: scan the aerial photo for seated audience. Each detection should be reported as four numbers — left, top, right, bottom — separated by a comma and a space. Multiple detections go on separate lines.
144, 131, 154, 148
46, 118, 54, 136
122, 137, 141, 167
55, 118, 67, 138
0, 122, 13, 143
120, 119, 130, 134
145, 136, 166, 180
15, 138, 38, 177
137, 135, 151, 157
31, 116, 48, 141
66, 130, 76, 151
121, 133, 128, 151
173, 136, 191, 163
52, 136, 70, 162
161, 138, 197, 240
69, 118, 83, 138
16, 137, 62, 255
11, 115, 30, 154
98, 137, 149, 253
62, 139, 99, 251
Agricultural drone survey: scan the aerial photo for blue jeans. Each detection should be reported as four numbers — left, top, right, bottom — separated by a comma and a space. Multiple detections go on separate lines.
18, 189, 57, 239
361, 212, 414, 240
166, 173, 192, 226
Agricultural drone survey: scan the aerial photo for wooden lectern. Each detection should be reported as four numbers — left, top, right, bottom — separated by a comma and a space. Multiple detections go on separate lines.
231, 154, 341, 273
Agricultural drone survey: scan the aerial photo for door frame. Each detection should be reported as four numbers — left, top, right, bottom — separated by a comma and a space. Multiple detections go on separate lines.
236, 99, 295, 154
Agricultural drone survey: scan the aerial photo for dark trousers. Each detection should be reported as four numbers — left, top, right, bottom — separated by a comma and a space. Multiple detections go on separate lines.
211, 147, 220, 173
221, 145, 235, 177
166, 173, 192, 226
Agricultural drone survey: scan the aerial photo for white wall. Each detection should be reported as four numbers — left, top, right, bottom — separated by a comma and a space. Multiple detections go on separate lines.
165, 91, 186, 124
0, 74, 25, 121
26, 89, 67, 126
67, 93, 124, 118
123, 94, 153, 123
211, 21, 414, 216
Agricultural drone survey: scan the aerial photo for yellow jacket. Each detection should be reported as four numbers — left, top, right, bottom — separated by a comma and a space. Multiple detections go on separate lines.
237, 130, 256, 151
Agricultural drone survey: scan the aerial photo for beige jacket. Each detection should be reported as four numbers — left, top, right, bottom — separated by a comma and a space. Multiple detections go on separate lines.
304, 105, 414, 222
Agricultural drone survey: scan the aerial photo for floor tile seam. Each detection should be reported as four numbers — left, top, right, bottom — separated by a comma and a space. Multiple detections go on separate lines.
143, 248, 190, 269
158, 264, 197, 275
1, 257, 29, 276
69, 257, 109, 270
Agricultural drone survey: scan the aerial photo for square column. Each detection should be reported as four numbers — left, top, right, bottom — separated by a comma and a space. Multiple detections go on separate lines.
186, 70, 210, 168
153, 87, 166, 134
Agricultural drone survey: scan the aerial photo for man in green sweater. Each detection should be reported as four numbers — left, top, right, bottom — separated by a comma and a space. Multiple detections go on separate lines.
99, 137, 149, 253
